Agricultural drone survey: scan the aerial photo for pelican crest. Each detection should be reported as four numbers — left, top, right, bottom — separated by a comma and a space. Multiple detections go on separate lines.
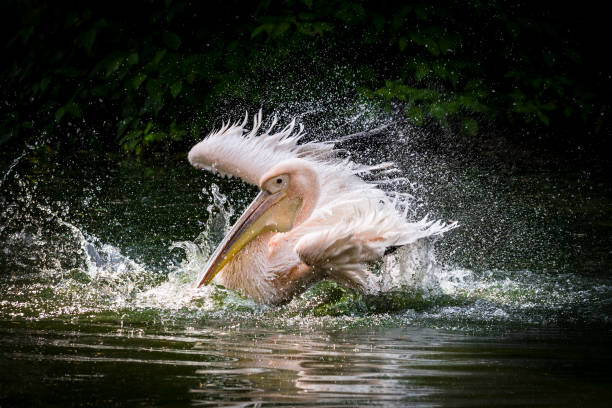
188, 112, 456, 304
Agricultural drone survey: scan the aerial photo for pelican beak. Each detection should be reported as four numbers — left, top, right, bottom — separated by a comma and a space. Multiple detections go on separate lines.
196, 190, 302, 287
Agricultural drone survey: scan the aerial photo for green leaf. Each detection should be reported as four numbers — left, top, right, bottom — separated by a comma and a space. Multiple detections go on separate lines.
126, 52, 139, 66
77, 28, 97, 54
55, 107, 65, 122
429, 102, 446, 120
274, 22, 291, 37
251, 24, 270, 39
55, 102, 82, 122
462, 118, 479, 135
38, 77, 51, 93
372, 14, 384, 32
458, 94, 485, 112
535, 109, 550, 126
131, 72, 147, 89
162, 31, 181, 50
438, 34, 459, 54
143, 131, 166, 144
169, 120, 187, 140
424, 37, 440, 56
406, 105, 424, 126
150, 49, 167, 68
170, 81, 182, 98
102, 53, 126, 77
414, 4, 429, 21
119, 129, 142, 151
117, 118, 134, 137
392, 7, 410, 30
414, 62, 429, 81
64, 102, 82, 118
145, 79, 163, 100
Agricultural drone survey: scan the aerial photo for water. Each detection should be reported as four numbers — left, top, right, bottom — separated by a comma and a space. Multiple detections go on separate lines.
1, 131, 611, 406
2, 321, 609, 407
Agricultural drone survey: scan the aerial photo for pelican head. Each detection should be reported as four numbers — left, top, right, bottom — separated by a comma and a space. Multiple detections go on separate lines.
195, 158, 320, 287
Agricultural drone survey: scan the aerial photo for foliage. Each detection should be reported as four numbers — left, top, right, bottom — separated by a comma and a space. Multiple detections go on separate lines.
286, 280, 368, 317
251, 0, 607, 138
1, 1, 262, 152
0, 0, 608, 154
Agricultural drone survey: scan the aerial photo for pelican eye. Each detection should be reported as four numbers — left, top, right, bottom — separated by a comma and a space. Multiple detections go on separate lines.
263, 174, 289, 193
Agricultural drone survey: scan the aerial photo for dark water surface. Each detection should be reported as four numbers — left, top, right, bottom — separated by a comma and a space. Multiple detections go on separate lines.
1, 146, 611, 407
2, 321, 610, 407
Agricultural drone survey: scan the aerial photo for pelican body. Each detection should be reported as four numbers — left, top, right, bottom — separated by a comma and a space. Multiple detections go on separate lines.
188, 113, 455, 304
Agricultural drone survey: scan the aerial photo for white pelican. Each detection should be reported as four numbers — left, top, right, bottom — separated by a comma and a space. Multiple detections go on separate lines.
188, 112, 455, 304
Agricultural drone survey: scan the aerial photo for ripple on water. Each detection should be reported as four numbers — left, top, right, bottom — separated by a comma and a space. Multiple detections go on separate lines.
1, 320, 610, 407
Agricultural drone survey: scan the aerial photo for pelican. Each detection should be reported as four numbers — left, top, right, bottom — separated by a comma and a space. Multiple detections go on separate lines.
188, 112, 456, 304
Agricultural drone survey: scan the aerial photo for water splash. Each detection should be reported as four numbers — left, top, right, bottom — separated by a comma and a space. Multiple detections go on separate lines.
207, 183, 235, 229
0, 144, 33, 187
0, 149, 250, 315
377, 240, 436, 292
1, 166, 609, 329
1, 103, 610, 330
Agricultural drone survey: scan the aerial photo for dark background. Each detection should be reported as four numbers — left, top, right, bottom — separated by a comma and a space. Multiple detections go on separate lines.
1, 0, 610, 171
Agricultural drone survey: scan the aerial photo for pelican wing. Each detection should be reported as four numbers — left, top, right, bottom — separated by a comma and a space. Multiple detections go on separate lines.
188, 111, 405, 214
294, 198, 456, 292
295, 229, 376, 291
188, 111, 335, 185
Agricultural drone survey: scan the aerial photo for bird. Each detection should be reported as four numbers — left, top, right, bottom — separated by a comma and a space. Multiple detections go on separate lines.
187, 111, 456, 304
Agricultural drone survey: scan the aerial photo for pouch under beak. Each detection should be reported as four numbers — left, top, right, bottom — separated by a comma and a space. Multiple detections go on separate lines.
196, 190, 302, 287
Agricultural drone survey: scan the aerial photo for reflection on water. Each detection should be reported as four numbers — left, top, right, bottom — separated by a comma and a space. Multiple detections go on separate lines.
1, 321, 610, 407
